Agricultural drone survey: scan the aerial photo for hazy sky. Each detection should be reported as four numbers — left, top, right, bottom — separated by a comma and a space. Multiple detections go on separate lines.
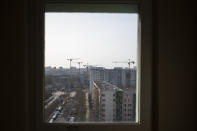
45, 13, 138, 69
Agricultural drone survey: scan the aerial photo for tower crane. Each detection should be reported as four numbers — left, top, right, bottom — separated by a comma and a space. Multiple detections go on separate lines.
75, 61, 83, 74
112, 59, 135, 69
83, 63, 89, 72
66, 58, 79, 69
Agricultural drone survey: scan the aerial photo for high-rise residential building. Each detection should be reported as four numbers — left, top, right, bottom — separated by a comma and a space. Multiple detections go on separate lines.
122, 88, 136, 121
122, 68, 136, 89
104, 67, 136, 89
91, 81, 101, 121
115, 90, 123, 121
89, 67, 137, 122
91, 81, 123, 122
89, 67, 105, 94
104, 67, 124, 89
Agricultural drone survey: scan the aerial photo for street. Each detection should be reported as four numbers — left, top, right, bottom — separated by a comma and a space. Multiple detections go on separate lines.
46, 90, 89, 123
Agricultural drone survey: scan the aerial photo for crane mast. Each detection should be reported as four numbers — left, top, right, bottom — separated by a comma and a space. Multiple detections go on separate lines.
67, 58, 79, 69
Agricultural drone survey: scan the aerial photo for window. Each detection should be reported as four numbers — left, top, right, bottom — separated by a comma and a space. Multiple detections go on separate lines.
45, 3, 139, 124
31, 0, 153, 130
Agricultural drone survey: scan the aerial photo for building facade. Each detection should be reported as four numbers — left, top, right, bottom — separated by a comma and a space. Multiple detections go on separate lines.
89, 67, 105, 94
122, 88, 136, 121
91, 81, 123, 122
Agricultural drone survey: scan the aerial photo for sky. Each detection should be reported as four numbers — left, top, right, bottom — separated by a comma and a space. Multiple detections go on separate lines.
45, 13, 138, 69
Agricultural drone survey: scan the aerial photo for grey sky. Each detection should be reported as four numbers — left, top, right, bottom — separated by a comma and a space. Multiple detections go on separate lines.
45, 13, 138, 69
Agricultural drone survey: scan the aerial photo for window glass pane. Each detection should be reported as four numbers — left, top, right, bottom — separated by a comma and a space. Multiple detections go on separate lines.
44, 4, 139, 124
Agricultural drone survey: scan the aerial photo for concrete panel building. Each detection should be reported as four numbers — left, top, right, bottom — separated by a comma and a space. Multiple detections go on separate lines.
91, 81, 123, 122
89, 67, 105, 94
122, 88, 136, 121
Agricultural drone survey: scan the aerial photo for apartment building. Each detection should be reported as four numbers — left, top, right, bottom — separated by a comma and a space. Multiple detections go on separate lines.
89, 67, 105, 94
122, 88, 136, 121
92, 81, 123, 122
104, 67, 136, 89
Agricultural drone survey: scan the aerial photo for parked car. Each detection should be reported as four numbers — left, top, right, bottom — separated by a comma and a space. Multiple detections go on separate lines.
68, 117, 75, 122
49, 119, 54, 123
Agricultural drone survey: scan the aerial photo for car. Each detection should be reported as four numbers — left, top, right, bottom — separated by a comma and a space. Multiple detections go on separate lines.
56, 106, 63, 111
68, 117, 75, 122
49, 119, 54, 123
52, 114, 56, 119
52, 112, 58, 119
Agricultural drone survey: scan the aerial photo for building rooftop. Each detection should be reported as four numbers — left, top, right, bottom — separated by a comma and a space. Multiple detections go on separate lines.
94, 81, 123, 92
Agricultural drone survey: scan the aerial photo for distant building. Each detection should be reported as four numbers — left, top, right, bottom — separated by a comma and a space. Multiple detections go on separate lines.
69, 67, 78, 75
122, 68, 136, 89
104, 67, 124, 89
104, 67, 136, 89
89, 67, 105, 94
